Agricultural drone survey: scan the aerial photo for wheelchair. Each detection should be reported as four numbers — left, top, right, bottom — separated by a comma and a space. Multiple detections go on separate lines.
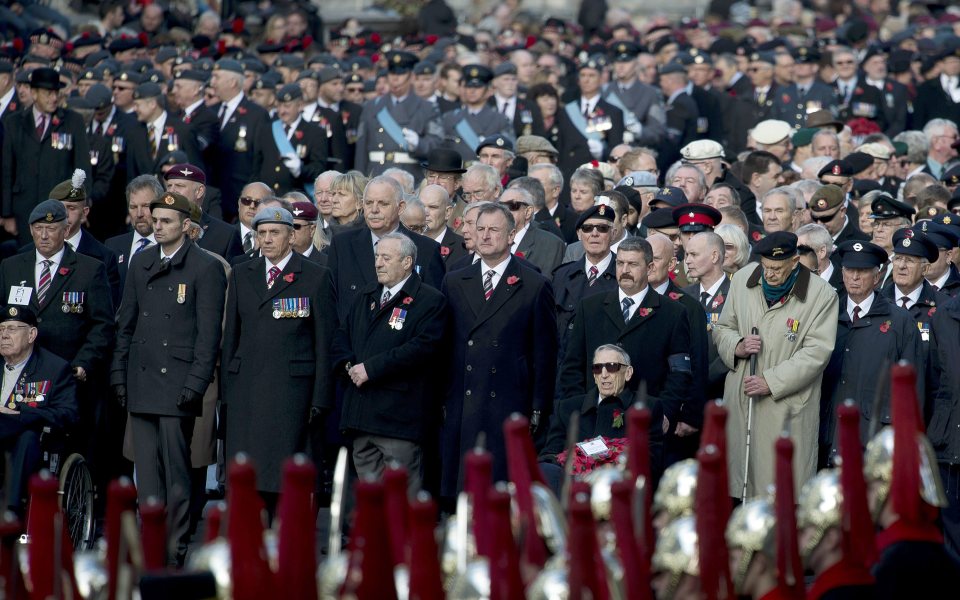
39, 426, 96, 551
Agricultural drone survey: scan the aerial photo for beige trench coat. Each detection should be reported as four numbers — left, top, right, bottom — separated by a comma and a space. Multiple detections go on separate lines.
713, 265, 838, 499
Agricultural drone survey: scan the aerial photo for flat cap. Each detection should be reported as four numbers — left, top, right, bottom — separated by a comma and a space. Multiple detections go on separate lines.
755, 231, 798, 260
837, 240, 888, 269
493, 62, 517, 77
752, 119, 792, 145
857, 142, 892, 161
252, 206, 294, 228
150, 191, 193, 216
516, 135, 558, 156
681, 139, 724, 161
29, 199, 67, 224
892, 229, 939, 262
164, 163, 206, 185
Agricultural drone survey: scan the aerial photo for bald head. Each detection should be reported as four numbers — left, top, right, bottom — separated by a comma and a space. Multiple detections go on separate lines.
684, 231, 725, 283
646, 232, 675, 257
241, 181, 271, 196
646, 233, 677, 287
420, 184, 451, 237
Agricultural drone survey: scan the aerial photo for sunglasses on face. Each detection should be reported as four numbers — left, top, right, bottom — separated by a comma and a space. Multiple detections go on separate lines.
592, 362, 628, 374
809, 210, 839, 223
581, 223, 612, 233
501, 201, 527, 211
239, 197, 262, 208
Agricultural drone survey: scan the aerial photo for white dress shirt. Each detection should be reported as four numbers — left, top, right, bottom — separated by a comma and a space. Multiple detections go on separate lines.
381, 274, 412, 303
35, 248, 65, 287
699, 276, 725, 307
618, 285, 649, 321
895, 284, 922, 309
0, 354, 29, 407
929, 269, 951, 292
265, 251, 293, 278
218, 92, 244, 128
585, 252, 613, 276
846, 292, 875, 322
479, 256, 511, 294
148, 112, 168, 152
0, 87, 14, 116
511, 223, 531, 254
494, 94, 515, 121
65, 230, 82, 251
819, 261, 835, 283
129, 232, 156, 257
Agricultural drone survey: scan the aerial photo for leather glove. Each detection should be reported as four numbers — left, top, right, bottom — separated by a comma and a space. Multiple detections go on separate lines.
308, 406, 327, 426
401, 128, 420, 151
113, 384, 127, 408
177, 388, 203, 411
587, 138, 603, 159
282, 153, 302, 178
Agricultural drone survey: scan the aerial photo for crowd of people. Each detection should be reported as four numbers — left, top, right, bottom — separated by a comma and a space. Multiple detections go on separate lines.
1, 0, 960, 596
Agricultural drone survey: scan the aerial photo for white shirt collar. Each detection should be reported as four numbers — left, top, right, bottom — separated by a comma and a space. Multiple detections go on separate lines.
185, 98, 204, 117
846, 292, 875, 321
0, 87, 14, 114
65, 229, 82, 251
653, 280, 670, 295
929, 269, 951, 291
511, 222, 531, 251
265, 250, 293, 275
699, 275, 725, 300
318, 98, 339, 112
895, 283, 923, 308
240, 223, 254, 238
284, 116, 302, 137
617, 285, 649, 320
610, 232, 629, 253
371, 226, 400, 249
819, 261, 835, 282
383, 274, 412, 301
149, 111, 167, 135
431, 227, 448, 243
581, 94, 600, 113
131, 232, 156, 255
301, 102, 317, 120
161, 241, 185, 261
585, 252, 613, 275
221, 92, 244, 122
36, 247, 66, 271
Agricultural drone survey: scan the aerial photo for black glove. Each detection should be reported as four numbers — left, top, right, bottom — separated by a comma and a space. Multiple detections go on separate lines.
177, 388, 203, 411
112, 384, 127, 408
308, 406, 327, 426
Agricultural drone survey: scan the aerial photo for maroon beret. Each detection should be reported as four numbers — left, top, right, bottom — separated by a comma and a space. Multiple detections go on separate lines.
164, 163, 205, 184
290, 201, 319, 221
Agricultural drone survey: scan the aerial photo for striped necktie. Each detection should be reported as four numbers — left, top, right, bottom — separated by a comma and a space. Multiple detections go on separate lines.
483, 270, 495, 301
380, 290, 391, 308
267, 266, 281, 289
587, 265, 599, 287
621, 297, 634, 323
37, 260, 52, 306
135, 238, 151, 254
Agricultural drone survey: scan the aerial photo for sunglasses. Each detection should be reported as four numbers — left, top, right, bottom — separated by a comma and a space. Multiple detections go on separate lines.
592, 362, 628, 374
501, 201, 527, 211
580, 223, 612, 233
239, 197, 262, 208
809, 210, 839, 223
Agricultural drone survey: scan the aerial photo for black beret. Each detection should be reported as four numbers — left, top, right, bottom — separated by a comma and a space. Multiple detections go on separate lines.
755, 231, 798, 260
576, 203, 617, 230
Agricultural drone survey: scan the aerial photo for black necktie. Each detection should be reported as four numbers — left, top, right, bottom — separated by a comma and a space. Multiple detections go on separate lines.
852, 306, 861, 324
700, 291, 711, 309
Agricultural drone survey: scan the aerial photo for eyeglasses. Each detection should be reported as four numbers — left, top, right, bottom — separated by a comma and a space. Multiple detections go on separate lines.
501, 201, 527, 211
809, 210, 840, 223
609, 155, 625, 163
292, 223, 315, 230
592, 362, 627, 374
239, 197, 262, 208
462, 190, 485, 200
580, 223, 612, 233
427, 172, 458, 184
0, 325, 30, 335
406, 224, 428, 233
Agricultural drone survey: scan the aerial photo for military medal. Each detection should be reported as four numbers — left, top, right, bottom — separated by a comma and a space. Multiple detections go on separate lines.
90, 150, 99, 166
388, 308, 407, 330
177, 284, 186, 304
918, 321, 930, 342
785, 318, 800, 342
236, 125, 248, 152
167, 133, 178, 152
112, 136, 125, 154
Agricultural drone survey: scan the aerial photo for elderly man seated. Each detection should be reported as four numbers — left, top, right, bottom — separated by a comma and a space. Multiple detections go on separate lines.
539, 343, 663, 494
0, 306, 77, 516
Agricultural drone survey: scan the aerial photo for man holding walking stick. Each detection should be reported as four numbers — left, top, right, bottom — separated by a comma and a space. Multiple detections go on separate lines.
713, 232, 838, 501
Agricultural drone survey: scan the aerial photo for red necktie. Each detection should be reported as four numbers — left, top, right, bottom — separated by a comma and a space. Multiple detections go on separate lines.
852, 306, 861, 324
267, 266, 281, 289
35, 114, 45, 139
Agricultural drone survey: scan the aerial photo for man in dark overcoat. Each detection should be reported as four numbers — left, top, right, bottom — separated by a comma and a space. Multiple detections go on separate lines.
440, 203, 557, 497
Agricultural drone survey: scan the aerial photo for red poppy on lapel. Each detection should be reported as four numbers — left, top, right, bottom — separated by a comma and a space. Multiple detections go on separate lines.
283, 273, 295, 283
402, 297, 413, 305
294, 130, 304, 140
751, 231, 763, 242
342, 111, 350, 123
237, 106, 247, 115
638, 308, 651, 317
594, 107, 604, 117
712, 293, 725, 309
440, 245, 450, 256
854, 87, 864, 95
51, 116, 61, 127
928, 307, 936, 317
184, 115, 191, 124
879, 320, 891, 333
782, 93, 790, 103
668, 291, 680, 300
106, 124, 116, 136
8, 102, 16, 111
165, 126, 174, 136
506, 275, 519, 285
885, 82, 893, 92
58, 267, 70, 276
515, 251, 525, 258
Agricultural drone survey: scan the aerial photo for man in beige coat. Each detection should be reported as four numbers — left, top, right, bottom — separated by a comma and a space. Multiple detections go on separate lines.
713, 231, 838, 500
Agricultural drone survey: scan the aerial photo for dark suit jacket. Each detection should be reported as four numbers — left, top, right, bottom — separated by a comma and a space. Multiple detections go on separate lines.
834, 79, 887, 132
911, 77, 960, 130
331, 274, 447, 441
221, 252, 336, 492
127, 113, 202, 178
197, 212, 244, 263
181, 103, 220, 173
438, 228, 468, 267
326, 224, 445, 321
440, 256, 557, 494
552, 253, 618, 343
111, 240, 226, 417
659, 91, 700, 170
310, 105, 349, 170
486, 95, 544, 139
210, 97, 270, 220
663, 280, 709, 428
682, 276, 731, 400
251, 118, 328, 195
515, 223, 566, 276
19, 229, 122, 310
533, 205, 572, 242
0, 245, 114, 372
559, 287, 692, 428
104, 231, 135, 290
0, 347, 78, 442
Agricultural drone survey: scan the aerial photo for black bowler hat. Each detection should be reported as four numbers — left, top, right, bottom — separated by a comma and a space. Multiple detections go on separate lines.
29, 67, 65, 91
420, 148, 466, 174
837, 240, 887, 269
892, 229, 939, 262
755, 231, 799, 260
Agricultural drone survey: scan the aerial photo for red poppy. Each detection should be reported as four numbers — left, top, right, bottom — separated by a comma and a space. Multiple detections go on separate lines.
440, 246, 450, 256
854, 87, 864, 95
283, 273, 295, 283
612, 410, 624, 428
184, 115, 191, 124
165, 126, 174, 135
595, 108, 604, 117
294, 130, 304, 140
751, 231, 762, 242
515, 251, 525, 258
51, 116, 61, 127
928, 307, 937, 317
668, 291, 680, 300
885, 82, 893, 91
453, 217, 462, 230
506, 275, 520, 285
782, 93, 790, 103
403, 297, 413, 305
712, 293, 725, 309
237, 106, 247, 115
879, 320, 891, 333
106, 125, 116, 136
58, 267, 70, 276
638, 308, 651, 317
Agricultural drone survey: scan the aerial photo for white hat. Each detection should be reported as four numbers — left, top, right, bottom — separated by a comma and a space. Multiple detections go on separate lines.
752, 119, 793, 145
681, 139, 725, 161
856, 142, 892, 161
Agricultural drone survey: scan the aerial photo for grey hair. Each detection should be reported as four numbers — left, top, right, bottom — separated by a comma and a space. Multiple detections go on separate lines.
922, 118, 958, 143
792, 179, 822, 200
528, 163, 564, 191
281, 191, 310, 204
363, 175, 405, 204
692, 231, 726, 264
463, 200, 493, 217
831, 46, 855, 65
616, 237, 653, 264
378, 232, 418, 264
811, 129, 839, 147
795, 223, 833, 253
315, 170, 341, 188
464, 163, 502, 195
715, 223, 751, 269
893, 131, 930, 164
383, 167, 416, 194
801, 156, 833, 176
763, 186, 799, 211
507, 177, 546, 210
666, 162, 707, 193
501, 185, 534, 207
593, 343, 631, 366
403, 196, 426, 215
476, 202, 516, 232
126, 174, 164, 203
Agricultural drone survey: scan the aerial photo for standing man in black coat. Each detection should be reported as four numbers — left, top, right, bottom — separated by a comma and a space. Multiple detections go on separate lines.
557, 56, 624, 178
208, 59, 269, 222
832, 47, 888, 133
105, 174, 161, 291
221, 207, 336, 509
929, 290, 960, 557
128, 83, 203, 179
163, 163, 243, 263
420, 184, 467, 268
332, 233, 447, 493
1, 68, 90, 245
315, 67, 361, 172
440, 203, 557, 496
326, 176, 445, 322
171, 69, 219, 174
657, 62, 701, 171
111, 191, 226, 566
559, 237, 693, 443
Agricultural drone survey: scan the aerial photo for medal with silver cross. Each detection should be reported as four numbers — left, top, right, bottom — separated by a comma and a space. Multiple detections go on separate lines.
785, 318, 799, 342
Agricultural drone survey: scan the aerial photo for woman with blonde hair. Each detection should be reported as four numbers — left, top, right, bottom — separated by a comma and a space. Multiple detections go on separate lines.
715, 223, 752, 275
329, 171, 368, 234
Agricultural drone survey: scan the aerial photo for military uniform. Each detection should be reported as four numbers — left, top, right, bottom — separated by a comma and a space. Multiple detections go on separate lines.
834, 77, 888, 133
682, 276, 731, 401
557, 97, 624, 178
771, 47, 837, 130
602, 41, 667, 147
442, 66, 512, 163
176, 70, 220, 174
128, 86, 203, 179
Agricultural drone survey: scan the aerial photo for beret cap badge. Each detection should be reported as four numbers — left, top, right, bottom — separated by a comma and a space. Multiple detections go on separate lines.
8, 307, 16, 316
45, 213, 53, 222
772, 247, 784, 257
164, 195, 175, 205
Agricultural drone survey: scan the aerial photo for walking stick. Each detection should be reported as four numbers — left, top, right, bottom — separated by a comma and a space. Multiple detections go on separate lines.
741, 327, 759, 502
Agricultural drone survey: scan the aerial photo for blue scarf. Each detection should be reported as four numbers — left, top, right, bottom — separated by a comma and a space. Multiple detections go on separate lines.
761, 265, 800, 305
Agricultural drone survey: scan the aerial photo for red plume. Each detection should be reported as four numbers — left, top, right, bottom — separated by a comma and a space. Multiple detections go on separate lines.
567, 481, 610, 600
26, 472, 79, 600
216, 40, 226, 57
105, 478, 138, 600
503, 414, 548, 569
383, 466, 410, 567
465, 447, 493, 558
276, 456, 317, 600
12, 38, 23, 52
425, 34, 439, 46
140, 499, 167, 571
699, 401, 730, 488
626, 403, 653, 572
611, 479, 652, 600
487, 486, 525, 600
204, 502, 225, 543
342, 480, 398, 599
232, 18, 245, 35
525, 35, 537, 48
65, 42, 74, 54
227, 457, 274, 600
695, 445, 734, 600
837, 401, 877, 570
371, 53, 381, 64
774, 436, 804, 600
408, 496, 444, 600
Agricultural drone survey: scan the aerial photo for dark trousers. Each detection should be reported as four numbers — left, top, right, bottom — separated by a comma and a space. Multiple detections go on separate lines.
130, 414, 194, 563
1, 429, 40, 514
940, 463, 960, 562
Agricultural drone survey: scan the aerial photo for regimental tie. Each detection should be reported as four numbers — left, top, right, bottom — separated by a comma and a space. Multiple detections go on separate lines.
852, 305, 861, 324
587, 265, 599, 287
483, 269, 495, 301
380, 290, 391, 308
149, 127, 158, 159
135, 238, 150, 254
267, 266, 281, 289
621, 297, 634, 323
159, 257, 171, 269
37, 260, 52, 306
243, 231, 254, 252
700, 291, 711, 309
35, 114, 45, 140
900, 297, 910, 309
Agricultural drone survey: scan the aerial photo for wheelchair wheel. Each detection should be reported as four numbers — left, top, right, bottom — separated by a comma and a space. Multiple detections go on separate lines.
58, 454, 95, 551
